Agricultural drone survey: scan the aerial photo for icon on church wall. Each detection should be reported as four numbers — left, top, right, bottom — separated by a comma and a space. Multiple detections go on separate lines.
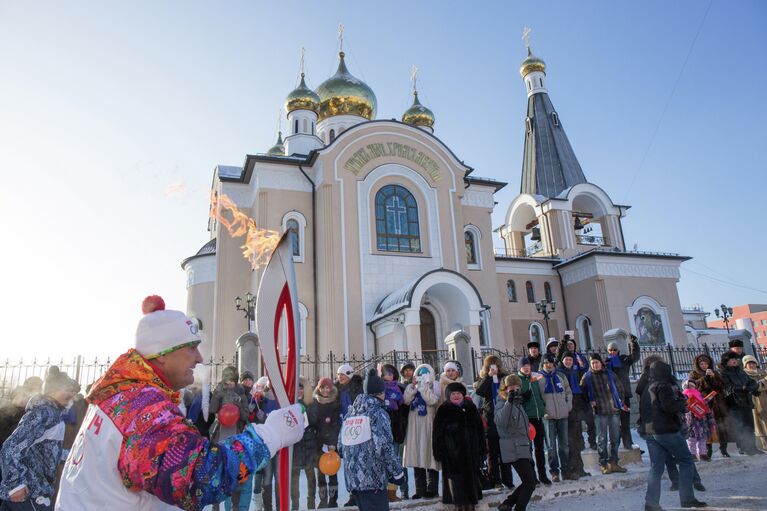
634, 307, 665, 345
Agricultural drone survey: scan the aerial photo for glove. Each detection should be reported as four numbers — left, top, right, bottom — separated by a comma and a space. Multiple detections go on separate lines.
252, 403, 305, 457
389, 472, 405, 486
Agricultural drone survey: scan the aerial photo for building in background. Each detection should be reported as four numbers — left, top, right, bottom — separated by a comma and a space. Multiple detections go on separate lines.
708, 304, 767, 346
181, 42, 694, 364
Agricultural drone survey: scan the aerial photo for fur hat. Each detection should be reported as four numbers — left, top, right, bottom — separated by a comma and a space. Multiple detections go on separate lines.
240, 370, 255, 382
135, 295, 202, 359
721, 351, 741, 365
43, 366, 79, 395
221, 366, 238, 383
527, 341, 540, 349
365, 368, 385, 395
445, 381, 467, 399
518, 357, 531, 370
502, 374, 522, 390
729, 339, 744, 348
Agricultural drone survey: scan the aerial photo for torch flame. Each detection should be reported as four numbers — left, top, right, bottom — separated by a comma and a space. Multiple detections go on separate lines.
210, 193, 280, 270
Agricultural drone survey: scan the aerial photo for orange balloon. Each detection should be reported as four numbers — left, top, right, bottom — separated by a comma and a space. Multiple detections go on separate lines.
218, 403, 240, 427
319, 450, 341, 476
528, 422, 536, 441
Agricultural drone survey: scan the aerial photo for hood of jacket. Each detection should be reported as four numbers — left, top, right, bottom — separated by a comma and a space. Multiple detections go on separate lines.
313, 385, 339, 404
479, 355, 503, 378
381, 364, 400, 381
693, 354, 714, 373
649, 361, 675, 384
87, 349, 179, 406
413, 363, 435, 384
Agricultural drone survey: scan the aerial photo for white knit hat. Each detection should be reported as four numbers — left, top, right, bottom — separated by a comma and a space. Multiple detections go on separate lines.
337, 364, 354, 376
135, 295, 202, 359
443, 361, 459, 373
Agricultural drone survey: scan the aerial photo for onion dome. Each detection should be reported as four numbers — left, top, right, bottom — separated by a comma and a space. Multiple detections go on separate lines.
285, 73, 320, 114
520, 47, 546, 78
316, 52, 377, 121
267, 131, 285, 156
401, 91, 435, 128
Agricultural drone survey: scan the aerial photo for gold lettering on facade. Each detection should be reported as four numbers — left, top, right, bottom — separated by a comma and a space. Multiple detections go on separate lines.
343, 142, 442, 181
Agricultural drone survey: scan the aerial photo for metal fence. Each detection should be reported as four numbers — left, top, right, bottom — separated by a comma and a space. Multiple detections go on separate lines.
2, 343, 766, 398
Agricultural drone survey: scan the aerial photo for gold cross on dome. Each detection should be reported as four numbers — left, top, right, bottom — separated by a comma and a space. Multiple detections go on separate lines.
523, 26, 532, 49
299, 47, 305, 76
410, 65, 418, 94
338, 23, 344, 52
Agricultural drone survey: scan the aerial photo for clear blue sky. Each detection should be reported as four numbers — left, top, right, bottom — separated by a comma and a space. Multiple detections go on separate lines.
1, 1, 765, 359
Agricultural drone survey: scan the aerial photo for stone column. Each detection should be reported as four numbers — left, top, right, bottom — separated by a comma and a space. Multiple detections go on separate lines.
444, 330, 475, 385
236, 332, 260, 378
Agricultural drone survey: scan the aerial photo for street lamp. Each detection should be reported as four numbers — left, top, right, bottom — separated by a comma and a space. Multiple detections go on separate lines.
714, 304, 734, 333
535, 299, 557, 338
235, 292, 256, 332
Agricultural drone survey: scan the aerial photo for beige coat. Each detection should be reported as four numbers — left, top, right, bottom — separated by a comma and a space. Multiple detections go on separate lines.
403, 364, 440, 470
745, 366, 767, 448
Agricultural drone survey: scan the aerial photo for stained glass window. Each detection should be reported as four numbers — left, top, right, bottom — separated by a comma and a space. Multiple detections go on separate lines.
375, 185, 421, 253
465, 231, 477, 264
507, 280, 517, 302
286, 219, 300, 257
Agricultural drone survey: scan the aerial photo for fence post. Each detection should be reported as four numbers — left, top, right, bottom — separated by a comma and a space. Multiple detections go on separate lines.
703, 343, 710, 358
667, 344, 677, 375
75, 355, 82, 384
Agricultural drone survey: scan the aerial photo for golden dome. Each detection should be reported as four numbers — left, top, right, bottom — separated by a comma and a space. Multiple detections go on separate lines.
402, 92, 435, 128
267, 131, 285, 156
316, 52, 377, 121
520, 47, 546, 78
285, 73, 320, 114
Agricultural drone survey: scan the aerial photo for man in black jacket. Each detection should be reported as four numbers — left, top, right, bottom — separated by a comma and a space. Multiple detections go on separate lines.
606, 335, 640, 449
639, 361, 706, 510
720, 351, 761, 455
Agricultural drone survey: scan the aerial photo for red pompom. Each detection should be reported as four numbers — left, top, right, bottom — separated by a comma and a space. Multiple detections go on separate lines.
142, 295, 166, 314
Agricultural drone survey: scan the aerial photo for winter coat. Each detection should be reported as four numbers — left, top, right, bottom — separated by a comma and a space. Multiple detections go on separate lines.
721, 363, 760, 410
518, 371, 545, 419
402, 364, 440, 470
538, 369, 572, 420
605, 337, 640, 400
581, 368, 625, 416
558, 363, 590, 415
555, 339, 589, 371
494, 394, 532, 463
682, 388, 717, 441
688, 355, 729, 430
432, 399, 485, 506
640, 361, 687, 435
337, 394, 403, 492
209, 382, 250, 441
744, 366, 767, 442
528, 354, 542, 373
475, 365, 510, 437
313, 385, 341, 449
383, 380, 406, 444
55, 349, 271, 511
294, 378, 319, 468
437, 373, 467, 407
335, 374, 364, 418
0, 394, 65, 501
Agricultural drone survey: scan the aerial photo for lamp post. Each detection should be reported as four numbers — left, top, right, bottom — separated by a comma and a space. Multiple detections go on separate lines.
235, 292, 256, 332
714, 304, 734, 333
535, 299, 557, 338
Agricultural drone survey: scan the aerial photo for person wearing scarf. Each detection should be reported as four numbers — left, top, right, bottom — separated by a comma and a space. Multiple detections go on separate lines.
580, 353, 629, 474
558, 352, 590, 479
556, 336, 596, 450
606, 336, 640, 450
475, 355, 514, 491
517, 357, 549, 485
403, 364, 440, 499
537, 354, 573, 482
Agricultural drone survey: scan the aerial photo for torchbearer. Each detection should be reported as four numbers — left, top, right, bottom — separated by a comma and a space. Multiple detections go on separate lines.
55, 294, 304, 511
255, 231, 302, 511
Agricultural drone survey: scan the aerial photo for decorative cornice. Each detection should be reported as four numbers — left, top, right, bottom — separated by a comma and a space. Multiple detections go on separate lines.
559, 255, 682, 287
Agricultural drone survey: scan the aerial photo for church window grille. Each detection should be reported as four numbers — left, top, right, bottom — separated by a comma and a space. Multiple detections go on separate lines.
526, 281, 535, 303
507, 280, 517, 302
551, 112, 560, 126
375, 184, 421, 253
544, 281, 553, 302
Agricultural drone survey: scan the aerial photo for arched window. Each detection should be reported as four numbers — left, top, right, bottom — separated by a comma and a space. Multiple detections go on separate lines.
329, 129, 336, 142
544, 281, 553, 302
281, 211, 306, 263
507, 280, 517, 302
529, 322, 544, 344
576, 315, 593, 351
303, 118, 308, 133
311, 121, 315, 135
465, 231, 477, 264
526, 281, 535, 303
294, 119, 299, 134
375, 184, 421, 253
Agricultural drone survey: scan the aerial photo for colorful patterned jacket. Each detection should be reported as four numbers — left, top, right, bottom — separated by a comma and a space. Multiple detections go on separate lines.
55, 349, 271, 511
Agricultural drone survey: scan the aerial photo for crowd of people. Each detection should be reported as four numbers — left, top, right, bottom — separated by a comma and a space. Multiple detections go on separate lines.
2, 313, 767, 511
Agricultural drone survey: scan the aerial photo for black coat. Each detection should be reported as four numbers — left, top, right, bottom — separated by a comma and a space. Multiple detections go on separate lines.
312, 388, 342, 449
432, 399, 485, 506
474, 371, 509, 438
335, 375, 364, 418
293, 401, 319, 467
721, 364, 760, 410
606, 337, 640, 400
639, 361, 687, 435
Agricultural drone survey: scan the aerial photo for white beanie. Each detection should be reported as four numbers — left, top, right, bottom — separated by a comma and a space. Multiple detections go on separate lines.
337, 364, 354, 376
256, 376, 270, 389
443, 361, 459, 373
135, 295, 202, 359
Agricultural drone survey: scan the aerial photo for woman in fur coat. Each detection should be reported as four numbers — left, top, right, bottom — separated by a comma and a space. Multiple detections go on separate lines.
433, 382, 485, 511
688, 354, 730, 457
313, 377, 341, 508
438, 361, 466, 406
403, 363, 440, 498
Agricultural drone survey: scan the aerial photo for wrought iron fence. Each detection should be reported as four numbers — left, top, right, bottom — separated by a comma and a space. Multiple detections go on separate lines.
2, 343, 766, 399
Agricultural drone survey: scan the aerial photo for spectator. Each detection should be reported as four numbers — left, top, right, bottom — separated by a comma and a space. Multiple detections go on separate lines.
291, 376, 318, 511
556, 335, 589, 371
495, 375, 537, 511
438, 361, 466, 407
545, 339, 559, 357
252, 377, 280, 511
379, 364, 405, 502
720, 351, 761, 455
474, 355, 515, 490
240, 371, 257, 422
727, 339, 745, 363
0, 367, 78, 510
681, 379, 717, 461
559, 352, 590, 478
639, 361, 706, 510
337, 369, 404, 511
0, 387, 30, 451
397, 363, 415, 500
743, 355, 767, 450
313, 377, 341, 509
432, 382, 485, 511
517, 357, 549, 485
688, 354, 730, 458
581, 353, 628, 474
402, 364, 440, 499
526, 343, 542, 372
538, 354, 573, 482
605, 335, 640, 450
335, 364, 364, 420
557, 335, 596, 449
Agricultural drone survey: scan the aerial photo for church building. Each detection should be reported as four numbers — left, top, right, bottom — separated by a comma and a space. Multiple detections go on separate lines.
181, 44, 691, 363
